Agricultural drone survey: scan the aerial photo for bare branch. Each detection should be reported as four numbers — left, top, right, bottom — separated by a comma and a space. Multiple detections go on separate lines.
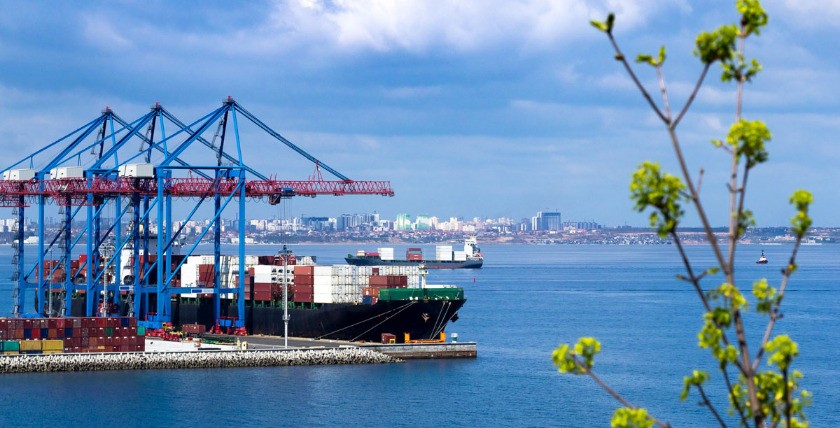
720, 368, 751, 427
573, 354, 672, 428
753, 238, 804, 370
656, 65, 672, 119
606, 34, 670, 124
696, 384, 727, 427
667, 127, 729, 273
673, 63, 711, 128
696, 168, 705, 195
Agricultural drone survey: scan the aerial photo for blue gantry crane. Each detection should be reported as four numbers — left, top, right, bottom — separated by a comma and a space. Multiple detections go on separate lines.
0, 97, 393, 331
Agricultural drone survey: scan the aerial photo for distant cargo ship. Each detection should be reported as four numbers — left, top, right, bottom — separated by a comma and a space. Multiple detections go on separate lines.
345, 237, 483, 269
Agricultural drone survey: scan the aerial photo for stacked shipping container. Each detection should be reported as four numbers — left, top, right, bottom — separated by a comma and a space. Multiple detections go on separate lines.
0, 317, 145, 354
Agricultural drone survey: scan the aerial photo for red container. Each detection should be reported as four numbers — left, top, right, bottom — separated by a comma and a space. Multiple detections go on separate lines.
381, 333, 396, 344
293, 265, 314, 276
294, 275, 314, 286
292, 292, 313, 303
293, 284, 313, 294
253, 283, 273, 292
182, 323, 206, 334
253, 291, 272, 301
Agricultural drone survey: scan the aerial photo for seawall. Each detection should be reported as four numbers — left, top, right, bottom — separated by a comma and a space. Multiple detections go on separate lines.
0, 347, 398, 374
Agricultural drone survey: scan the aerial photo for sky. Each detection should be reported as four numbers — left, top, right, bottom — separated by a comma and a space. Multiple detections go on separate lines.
1, 0, 839, 227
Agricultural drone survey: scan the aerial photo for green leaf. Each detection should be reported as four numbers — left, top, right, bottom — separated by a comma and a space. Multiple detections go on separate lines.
789, 190, 814, 238
726, 119, 771, 169
635, 54, 654, 65
681, 370, 710, 400
766, 334, 798, 371
630, 162, 687, 238
694, 25, 738, 64
611, 408, 654, 428
591, 20, 608, 32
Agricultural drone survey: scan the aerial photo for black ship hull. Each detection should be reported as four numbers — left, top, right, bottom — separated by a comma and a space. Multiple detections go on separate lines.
72, 297, 464, 343
344, 257, 483, 269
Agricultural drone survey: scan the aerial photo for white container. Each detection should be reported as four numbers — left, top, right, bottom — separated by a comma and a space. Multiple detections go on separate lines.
180, 264, 198, 286
453, 251, 467, 261
50, 166, 84, 179
3, 169, 35, 181
118, 163, 155, 178
377, 247, 395, 261
313, 293, 334, 304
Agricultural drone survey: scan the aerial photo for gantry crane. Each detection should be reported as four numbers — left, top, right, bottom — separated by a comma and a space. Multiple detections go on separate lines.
0, 97, 393, 330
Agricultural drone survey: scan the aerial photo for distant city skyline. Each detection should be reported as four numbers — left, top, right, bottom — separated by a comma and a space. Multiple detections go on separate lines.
1, 2, 838, 226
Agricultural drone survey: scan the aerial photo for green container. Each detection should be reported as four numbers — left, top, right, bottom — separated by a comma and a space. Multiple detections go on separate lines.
137, 326, 146, 336
105, 327, 114, 337
379, 287, 464, 302
1, 341, 20, 352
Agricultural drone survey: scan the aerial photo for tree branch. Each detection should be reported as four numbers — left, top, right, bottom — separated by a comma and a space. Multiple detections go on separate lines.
673, 63, 711, 128
753, 238, 804, 370
575, 355, 672, 428
720, 367, 751, 427
606, 34, 670, 124
656, 65, 672, 119
696, 384, 727, 427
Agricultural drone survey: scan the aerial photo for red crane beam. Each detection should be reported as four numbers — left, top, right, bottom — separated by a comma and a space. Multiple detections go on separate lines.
0, 177, 394, 205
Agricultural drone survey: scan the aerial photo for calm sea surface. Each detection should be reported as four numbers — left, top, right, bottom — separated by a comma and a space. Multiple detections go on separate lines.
0, 243, 837, 427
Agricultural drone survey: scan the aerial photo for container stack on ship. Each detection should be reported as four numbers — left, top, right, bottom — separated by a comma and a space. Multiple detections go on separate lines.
345, 237, 484, 269
169, 248, 464, 343
0, 98, 465, 352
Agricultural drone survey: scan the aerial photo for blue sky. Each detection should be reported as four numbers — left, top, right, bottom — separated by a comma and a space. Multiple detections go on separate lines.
1, 0, 838, 227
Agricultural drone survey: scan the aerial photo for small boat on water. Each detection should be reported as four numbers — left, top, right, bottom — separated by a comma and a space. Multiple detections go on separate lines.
756, 250, 768, 264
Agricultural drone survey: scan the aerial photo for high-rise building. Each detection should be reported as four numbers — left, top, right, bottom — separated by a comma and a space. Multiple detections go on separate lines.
533, 211, 562, 231
395, 213, 412, 231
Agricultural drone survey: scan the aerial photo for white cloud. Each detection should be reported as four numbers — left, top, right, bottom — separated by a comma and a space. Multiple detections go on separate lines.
259, 0, 664, 54
82, 15, 133, 52
774, 0, 840, 28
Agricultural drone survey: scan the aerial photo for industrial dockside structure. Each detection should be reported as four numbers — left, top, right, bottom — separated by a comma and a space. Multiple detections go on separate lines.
0, 98, 474, 350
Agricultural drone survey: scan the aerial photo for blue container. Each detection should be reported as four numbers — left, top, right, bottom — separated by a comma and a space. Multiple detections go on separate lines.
362, 296, 374, 305
120, 317, 129, 327
23, 329, 31, 339
64, 328, 73, 338
40, 328, 48, 338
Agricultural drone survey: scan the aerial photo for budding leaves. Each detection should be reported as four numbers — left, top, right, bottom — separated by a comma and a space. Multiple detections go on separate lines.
789, 190, 814, 238
636, 46, 667, 67
590, 13, 615, 34
630, 162, 687, 238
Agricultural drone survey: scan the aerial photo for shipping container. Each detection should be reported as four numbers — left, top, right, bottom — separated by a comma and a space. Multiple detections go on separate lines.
49, 166, 84, 179
3, 168, 36, 181
19, 340, 42, 351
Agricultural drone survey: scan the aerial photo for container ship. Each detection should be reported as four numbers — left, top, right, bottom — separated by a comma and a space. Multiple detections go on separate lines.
53, 247, 464, 344
345, 237, 483, 269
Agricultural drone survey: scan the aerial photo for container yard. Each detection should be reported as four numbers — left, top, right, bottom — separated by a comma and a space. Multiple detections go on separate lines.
0, 98, 470, 359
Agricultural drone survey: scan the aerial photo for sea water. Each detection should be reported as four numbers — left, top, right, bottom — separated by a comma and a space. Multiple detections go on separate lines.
0, 243, 836, 427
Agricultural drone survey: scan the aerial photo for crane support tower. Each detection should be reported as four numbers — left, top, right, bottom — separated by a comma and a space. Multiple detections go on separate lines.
0, 97, 393, 330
